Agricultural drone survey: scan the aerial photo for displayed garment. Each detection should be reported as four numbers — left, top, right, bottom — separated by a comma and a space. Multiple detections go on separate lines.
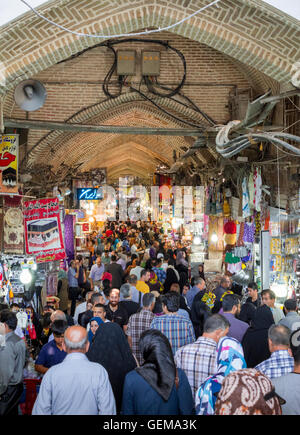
46, 273, 58, 296
233, 247, 248, 258
253, 167, 262, 212
248, 171, 255, 210
242, 177, 251, 218
243, 222, 255, 243
227, 262, 242, 274
237, 222, 245, 247
224, 252, 240, 264
64, 215, 75, 262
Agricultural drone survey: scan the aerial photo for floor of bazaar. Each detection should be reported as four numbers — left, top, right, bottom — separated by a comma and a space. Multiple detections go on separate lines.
1, 202, 300, 416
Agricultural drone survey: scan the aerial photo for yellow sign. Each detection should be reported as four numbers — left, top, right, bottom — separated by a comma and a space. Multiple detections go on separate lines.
0, 135, 19, 193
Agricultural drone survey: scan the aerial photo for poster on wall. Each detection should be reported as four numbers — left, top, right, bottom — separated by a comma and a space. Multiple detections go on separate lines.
23, 198, 66, 263
0, 135, 19, 193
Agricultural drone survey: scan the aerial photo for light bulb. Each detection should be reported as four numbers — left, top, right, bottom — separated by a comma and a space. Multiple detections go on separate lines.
20, 268, 32, 285
193, 236, 201, 245
211, 233, 218, 243
89, 216, 95, 223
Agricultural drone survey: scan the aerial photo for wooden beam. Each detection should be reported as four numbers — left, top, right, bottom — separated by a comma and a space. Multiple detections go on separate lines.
4, 118, 202, 137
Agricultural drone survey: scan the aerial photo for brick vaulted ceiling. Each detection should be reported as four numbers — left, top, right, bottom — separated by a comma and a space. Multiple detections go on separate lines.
1, 0, 299, 182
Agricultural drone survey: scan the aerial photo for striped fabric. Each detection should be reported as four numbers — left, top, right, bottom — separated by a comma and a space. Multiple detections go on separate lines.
150, 314, 195, 355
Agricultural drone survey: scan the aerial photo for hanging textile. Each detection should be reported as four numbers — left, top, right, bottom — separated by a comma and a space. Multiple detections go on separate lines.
63, 214, 75, 262
3, 196, 24, 254
253, 167, 262, 212
242, 177, 251, 218
243, 222, 255, 243
237, 222, 245, 246
248, 171, 255, 210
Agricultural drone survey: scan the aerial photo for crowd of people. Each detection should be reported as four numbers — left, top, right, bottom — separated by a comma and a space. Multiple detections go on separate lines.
1, 220, 300, 415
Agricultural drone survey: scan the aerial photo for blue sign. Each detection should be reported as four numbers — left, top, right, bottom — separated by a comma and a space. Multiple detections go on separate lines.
77, 188, 103, 200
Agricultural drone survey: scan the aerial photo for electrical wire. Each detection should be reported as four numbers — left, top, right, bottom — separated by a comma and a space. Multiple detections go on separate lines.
128, 85, 205, 129
20, 0, 221, 39
101, 38, 186, 100
152, 76, 217, 125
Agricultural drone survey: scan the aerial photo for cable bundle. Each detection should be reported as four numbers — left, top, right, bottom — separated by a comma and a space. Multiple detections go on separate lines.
216, 123, 300, 158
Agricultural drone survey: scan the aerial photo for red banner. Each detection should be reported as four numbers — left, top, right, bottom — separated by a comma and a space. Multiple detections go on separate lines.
23, 198, 66, 263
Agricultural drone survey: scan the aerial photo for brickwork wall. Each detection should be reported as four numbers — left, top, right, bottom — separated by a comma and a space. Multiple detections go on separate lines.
11, 32, 257, 175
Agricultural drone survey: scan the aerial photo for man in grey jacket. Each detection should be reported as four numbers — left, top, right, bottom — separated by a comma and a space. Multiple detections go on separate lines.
279, 299, 300, 331
0, 309, 27, 415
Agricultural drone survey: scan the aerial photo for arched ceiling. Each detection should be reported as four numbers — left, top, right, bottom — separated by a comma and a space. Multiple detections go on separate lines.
31, 106, 217, 181
0, 0, 299, 94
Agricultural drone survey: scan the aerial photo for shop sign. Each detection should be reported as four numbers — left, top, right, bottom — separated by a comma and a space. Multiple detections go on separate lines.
77, 188, 103, 200
23, 197, 66, 263
0, 135, 19, 193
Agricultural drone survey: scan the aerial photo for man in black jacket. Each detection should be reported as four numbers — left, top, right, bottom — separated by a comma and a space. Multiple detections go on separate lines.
105, 255, 124, 290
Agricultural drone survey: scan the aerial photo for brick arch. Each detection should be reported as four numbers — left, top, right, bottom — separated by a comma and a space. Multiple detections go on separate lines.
34, 107, 202, 180
1, 0, 299, 96
26, 96, 210, 167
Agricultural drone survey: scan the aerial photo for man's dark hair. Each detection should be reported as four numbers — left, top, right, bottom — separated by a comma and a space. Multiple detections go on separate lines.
51, 319, 68, 336
261, 289, 276, 300
111, 255, 117, 262
93, 303, 106, 310
41, 312, 52, 328
140, 269, 148, 278
0, 303, 9, 312
222, 294, 241, 312
248, 282, 258, 291
161, 291, 180, 313
268, 324, 291, 346
203, 314, 231, 333
43, 304, 55, 312
10, 303, 20, 309
284, 299, 297, 312
0, 309, 18, 331
290, 328, 300, 364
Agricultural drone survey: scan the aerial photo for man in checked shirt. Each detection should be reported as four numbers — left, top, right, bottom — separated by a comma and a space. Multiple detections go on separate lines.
126, 292, 156, 365
174, 314, 230, 400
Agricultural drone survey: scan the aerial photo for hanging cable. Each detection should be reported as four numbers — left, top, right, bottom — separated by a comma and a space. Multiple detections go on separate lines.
20, 0, 221, 39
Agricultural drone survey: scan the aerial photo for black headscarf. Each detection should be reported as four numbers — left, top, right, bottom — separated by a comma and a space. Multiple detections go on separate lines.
163, 267, 179, 293
242, 304, 274, 368
135, 329, 176, 402
239, 302, 256, 325
86, 322, 136, 412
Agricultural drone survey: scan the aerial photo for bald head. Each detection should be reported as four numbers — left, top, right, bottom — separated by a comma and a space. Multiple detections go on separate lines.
50, 310, 66, 323
63, 326, 88, 354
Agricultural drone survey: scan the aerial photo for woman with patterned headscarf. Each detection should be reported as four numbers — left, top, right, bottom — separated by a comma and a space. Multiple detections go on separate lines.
215, 368, 283, 415
195, 336, 246, 415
